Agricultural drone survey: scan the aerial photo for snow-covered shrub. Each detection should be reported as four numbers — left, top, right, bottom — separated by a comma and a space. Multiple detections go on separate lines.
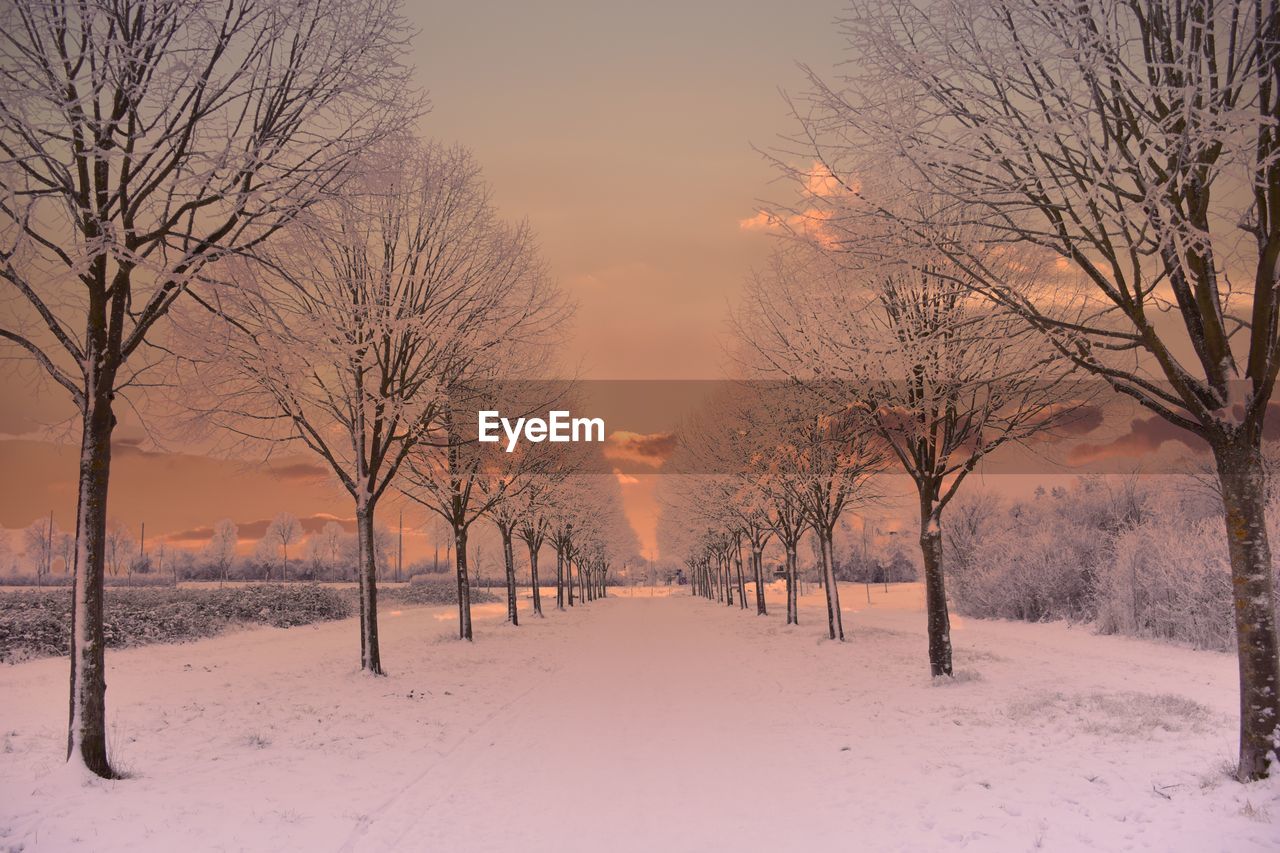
947, 481, 1128, 622
0, 572, 174, 588
0, 584, 351, 662
948, 476, 1280, 649
949, 522, 1100, 622
380, 575, 499, 606
1092, 506, 1278, 651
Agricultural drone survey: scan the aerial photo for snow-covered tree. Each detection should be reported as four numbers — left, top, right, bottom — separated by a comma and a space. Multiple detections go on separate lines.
191, 140, 560, 669
792, 0, 1280, 779
23, 516, 56, 584
0, 0, 417, 776
263, 513, 303, 582
740, 242, 1078, 673
104, 520, 133, 579
57, 532, 74, 576
205, 519, 238, 586
307, 521, 348, 581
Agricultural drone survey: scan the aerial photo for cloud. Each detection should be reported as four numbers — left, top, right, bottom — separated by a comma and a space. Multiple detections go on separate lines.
613, 468, 640, 485
112, 436, 161, 459
164, 513, 356, 546
738, 210, 778, 232
803, 161, 843, 198
1020, 403, 1106, 442
738, 162, 852, 247
1066, 400, 1280, 466
602, 431, 676, 469
267, 461, 331, 482
1067, 415, 1206, 465
1055, 404, 1106, 436
738, 208, 837, 249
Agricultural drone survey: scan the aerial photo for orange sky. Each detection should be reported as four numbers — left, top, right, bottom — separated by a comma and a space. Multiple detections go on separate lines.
0, 2, 1219, 564
0, 2, 850, 561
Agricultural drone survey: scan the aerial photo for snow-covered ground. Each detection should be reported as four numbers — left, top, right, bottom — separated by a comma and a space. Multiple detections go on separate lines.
2, 583, 1276, 851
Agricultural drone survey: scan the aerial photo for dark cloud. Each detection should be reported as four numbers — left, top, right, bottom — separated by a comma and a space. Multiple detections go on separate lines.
164, 514, 355, 545
165, 524, 217, 545
1067, 415, 1206, 465
111, 436, 159, 458
267, 461, 331, 482
1067, 400, 1280, 466
602, 431, 676, 469
1053, 404, 1106, 437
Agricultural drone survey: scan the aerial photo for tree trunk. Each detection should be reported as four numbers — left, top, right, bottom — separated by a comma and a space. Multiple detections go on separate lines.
734, 544, 747, 609
529, 541, 543, 617
752, 547, 767, 615
819, 530, 844, 641
785, 543, 798, 625
66, 393, 116, 778
454, 524, 473, 640
1213, 436, 1280, 781
919, 497, 952, 677
567, 555, 575, 606
356, 501, 383, 674
555, 545, 565, 610
502, 527, 518, 626
723, 555, 734, 607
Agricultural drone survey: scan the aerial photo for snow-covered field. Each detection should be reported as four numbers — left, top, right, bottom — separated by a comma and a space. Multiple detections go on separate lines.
2, 583, 1277, 851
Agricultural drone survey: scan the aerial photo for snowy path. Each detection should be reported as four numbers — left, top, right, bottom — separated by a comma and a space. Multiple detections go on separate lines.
2, 585, 1278, 851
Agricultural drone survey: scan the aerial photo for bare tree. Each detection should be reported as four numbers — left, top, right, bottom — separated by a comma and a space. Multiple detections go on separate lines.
205, 518, 238, 587
0, 0, 416, 776
559, 475, 635, 603
481, 401, 585, 623
703, 385, 888, 637
740, 244, 1078, 672
794, 0, 1280, 779
307, 520, 347, 580
57, 532, 74, 576
668, 396, 780, 616
487, 469, 547, 624
264, 512, 302, 582
23, 515, 56, 585
547, 507, 577, 611
405, 390, 569, 638
515, 496, 553, 617
777, 410, 888, 640
104, 520, 133, 580
191, 140, 557, 669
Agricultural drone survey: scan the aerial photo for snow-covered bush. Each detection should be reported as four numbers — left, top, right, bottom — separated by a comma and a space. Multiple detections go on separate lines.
947, 481, 1129, 623
947, 477, 1280, 650
1094, 515, 1235, 649
0, 584, 351, 662
380, 575, 499, 606
949, 522, 1099, 622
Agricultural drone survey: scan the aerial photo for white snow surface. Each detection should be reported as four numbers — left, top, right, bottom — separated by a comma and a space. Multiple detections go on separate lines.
2, 584, 1278, 851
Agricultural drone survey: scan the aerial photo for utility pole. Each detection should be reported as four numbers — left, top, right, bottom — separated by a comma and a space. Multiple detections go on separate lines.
397, 509, 404, 583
